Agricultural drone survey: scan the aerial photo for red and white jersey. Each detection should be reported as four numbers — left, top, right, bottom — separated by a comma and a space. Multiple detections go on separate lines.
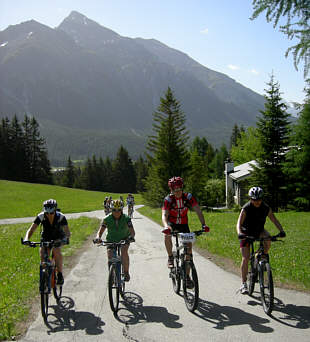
162, 192, 198, 224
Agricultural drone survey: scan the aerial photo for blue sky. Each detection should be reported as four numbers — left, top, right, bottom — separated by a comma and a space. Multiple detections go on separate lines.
0, 0, 306, 104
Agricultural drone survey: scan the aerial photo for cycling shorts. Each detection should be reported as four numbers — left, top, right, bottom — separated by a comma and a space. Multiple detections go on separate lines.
169, 223, 190, 233
239, 229, 270, 248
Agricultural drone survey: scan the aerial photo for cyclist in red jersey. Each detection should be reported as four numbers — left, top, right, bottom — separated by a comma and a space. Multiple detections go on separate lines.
162, 176, 210, 267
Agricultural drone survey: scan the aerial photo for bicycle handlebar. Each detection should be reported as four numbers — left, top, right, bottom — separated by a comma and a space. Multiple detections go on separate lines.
161, 228, 208, 236
21, 237, 69, 248
93, 237, 135, 246
239, 233, 284, 243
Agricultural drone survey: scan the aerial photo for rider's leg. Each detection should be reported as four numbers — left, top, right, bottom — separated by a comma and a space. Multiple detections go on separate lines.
121, 244, 130, 274
52, 247, 63, 273
260, 229, 271, 254
165, 234, 173, 256
240, 246, 250, 283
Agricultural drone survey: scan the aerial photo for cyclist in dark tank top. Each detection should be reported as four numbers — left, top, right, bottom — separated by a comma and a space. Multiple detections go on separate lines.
236, 187, 286, 294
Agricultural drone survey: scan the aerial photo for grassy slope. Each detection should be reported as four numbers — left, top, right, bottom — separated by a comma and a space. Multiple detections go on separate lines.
0, 180, 142, 219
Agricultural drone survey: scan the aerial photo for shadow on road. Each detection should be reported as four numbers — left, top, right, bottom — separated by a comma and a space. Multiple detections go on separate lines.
195, 298, 273, 333
115, 291, 182, 328
44, 296, 105, 335
248, 293, 310, 329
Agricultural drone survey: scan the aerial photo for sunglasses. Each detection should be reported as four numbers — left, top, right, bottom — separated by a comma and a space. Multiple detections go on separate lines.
112, 209, 122, 212
44, 207, 56, 214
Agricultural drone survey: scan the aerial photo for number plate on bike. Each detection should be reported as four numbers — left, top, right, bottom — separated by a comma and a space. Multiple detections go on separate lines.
179, 233, 195, 244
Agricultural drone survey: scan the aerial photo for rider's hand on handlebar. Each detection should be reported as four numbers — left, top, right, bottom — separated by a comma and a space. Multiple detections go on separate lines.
279, 230, 286, 238
23, 239, 31, 246
128, 236, 135, 243
202, 224, 210, 233
93, 238, 102, 244
162, 226, 172, 235
238, 233, 247, 240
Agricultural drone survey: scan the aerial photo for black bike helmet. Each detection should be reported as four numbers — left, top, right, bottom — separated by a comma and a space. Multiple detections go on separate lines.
248, 187, 263, 200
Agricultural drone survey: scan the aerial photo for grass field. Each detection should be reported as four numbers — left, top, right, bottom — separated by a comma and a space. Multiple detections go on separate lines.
0, 180, 142, 219
137, 206, 310, 292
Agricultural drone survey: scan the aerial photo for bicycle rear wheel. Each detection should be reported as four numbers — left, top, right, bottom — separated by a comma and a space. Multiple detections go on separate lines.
170, 253, 181, 294
248, 256, 257, 296
51, 269, 62, 302
183, 261, 199, 312
40, 271, 49, 321
108, 264, 120, 313
259, 262, 274, 315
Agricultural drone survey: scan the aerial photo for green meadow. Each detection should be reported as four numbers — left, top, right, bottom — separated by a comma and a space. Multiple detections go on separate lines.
0, 180, 143, 219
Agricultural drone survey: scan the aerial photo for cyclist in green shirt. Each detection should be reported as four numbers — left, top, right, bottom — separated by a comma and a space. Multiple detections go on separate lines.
94, 199, 135, 281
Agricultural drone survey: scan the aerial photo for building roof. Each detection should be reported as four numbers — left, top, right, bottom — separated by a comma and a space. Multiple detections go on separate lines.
229, 160, 258, 181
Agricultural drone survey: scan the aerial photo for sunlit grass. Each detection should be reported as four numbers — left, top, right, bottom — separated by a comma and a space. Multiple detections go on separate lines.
0, 180, 143, 219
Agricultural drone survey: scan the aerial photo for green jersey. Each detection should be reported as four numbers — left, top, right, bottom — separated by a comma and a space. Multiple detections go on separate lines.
102, 213, 132, 242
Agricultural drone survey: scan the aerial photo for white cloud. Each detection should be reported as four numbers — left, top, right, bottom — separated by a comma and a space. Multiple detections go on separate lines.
227, 64, 240, 70
200, 28, 209, 34
250, 69, 259, 75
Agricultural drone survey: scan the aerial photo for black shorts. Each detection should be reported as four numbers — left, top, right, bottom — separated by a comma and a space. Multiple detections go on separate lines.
41, 230, 66, 242
169, 223, 190, 233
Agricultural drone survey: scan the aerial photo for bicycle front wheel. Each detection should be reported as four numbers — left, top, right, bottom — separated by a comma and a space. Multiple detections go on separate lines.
183, 261, 199, 312
120, 264, 126, 299
259, 262, 274, 315
171, 253, 181, 294
40, 271, 49, 321
248, 256, 257, 296
108, 264, 120, 313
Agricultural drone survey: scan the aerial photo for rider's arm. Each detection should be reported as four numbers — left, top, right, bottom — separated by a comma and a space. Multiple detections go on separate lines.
267, 208, 284, 233
162, 209, 170, 228
128, 221, 135, 238
236, 209, 246, 235
24, 223, 38, 241
63, 225, 71, 239
192, 205, 206, 226
95, 222, 107, 240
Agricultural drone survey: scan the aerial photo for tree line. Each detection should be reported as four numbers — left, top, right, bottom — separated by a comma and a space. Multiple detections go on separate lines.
0, 115, 52, 183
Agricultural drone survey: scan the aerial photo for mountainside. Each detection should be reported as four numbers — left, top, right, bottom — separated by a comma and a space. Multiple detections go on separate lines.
0, 11, 266, 164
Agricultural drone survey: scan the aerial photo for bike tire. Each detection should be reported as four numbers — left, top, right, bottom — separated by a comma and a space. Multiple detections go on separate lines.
171, 253, 181, 294
183, 261, 199, 312
40, 272, 49, 321
120, 264, 126, 299
248, 256, 257, 296
259, 262, 274, 315
108, 264, 120, 313
51, 270, 62, 302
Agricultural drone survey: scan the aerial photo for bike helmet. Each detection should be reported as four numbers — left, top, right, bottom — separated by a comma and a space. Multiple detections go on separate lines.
168, 176, 184, 190
111, 199, 123, 210
43, 199, 57, 213
248, 187, 263, 200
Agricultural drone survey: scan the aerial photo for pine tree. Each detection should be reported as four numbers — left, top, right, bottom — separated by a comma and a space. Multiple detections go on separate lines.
284, 82, 310, 210
112, 146, 136, 193
143, 87, 190, 206
134, 156, 148, 193
251, 75, 291, 211
62, 156, 75, 188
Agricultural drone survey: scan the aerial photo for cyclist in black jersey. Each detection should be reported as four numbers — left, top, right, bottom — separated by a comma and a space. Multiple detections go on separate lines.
236, 187, 286, 294
24, 199, 71, 285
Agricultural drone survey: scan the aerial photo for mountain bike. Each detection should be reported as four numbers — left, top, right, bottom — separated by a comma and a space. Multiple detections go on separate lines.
162, 227, 209, 312
94, 237, 134, 313
128, 204, 134, 218
21, 238, 68, 322
245, 233, 284, 315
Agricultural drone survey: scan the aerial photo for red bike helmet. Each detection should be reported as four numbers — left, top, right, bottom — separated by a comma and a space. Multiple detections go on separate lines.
168, 176, 184, 190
